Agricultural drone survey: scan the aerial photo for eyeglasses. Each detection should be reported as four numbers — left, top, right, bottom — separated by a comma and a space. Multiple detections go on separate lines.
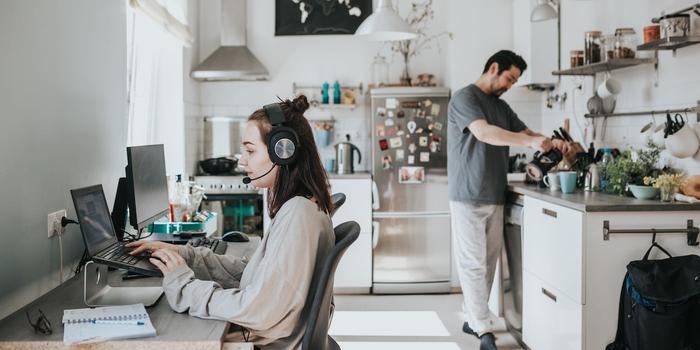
26, 309, 52, 335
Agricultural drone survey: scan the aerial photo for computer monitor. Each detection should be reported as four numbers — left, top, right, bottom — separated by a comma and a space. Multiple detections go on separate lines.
111, 144, 169, 240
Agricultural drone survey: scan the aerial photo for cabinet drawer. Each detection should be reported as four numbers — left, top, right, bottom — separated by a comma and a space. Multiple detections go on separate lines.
523, 271, 583, 350
523, 197, 584, 303
329, 179, 372, 233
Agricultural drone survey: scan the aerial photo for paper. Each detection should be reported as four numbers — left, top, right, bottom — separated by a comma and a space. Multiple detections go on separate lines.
62, 303, 156, 345
389, 137, 403, 148
399, 166, 425, 184
385, 98, 398, 109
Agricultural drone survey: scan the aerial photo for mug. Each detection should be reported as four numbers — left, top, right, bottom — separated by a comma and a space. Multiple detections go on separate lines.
543, 172, 561, 192
652, 124, 666, 149
559, 171, 578, 194
597, 78, 622, 99
639, 122, 656, 144
323, 159, 336, 173
665, 123, 699, 159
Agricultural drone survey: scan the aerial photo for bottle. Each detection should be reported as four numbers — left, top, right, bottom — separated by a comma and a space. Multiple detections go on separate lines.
321, 82, 329, 104
600, 148, 613, 191
333, 81, 341, 105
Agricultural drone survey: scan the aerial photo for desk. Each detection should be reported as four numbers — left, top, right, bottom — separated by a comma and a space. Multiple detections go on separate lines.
0, 239, 261, 350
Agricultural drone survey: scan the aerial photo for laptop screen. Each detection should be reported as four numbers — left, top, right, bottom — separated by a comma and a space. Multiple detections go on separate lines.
71, 185, 118, 257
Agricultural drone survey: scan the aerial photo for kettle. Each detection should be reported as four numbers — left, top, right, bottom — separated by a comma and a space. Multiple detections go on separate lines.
584, 163, 601, 192
335, 134, 361, 175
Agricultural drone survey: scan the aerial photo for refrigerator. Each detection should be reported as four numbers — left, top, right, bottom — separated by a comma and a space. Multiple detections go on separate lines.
370, 87, 452, 294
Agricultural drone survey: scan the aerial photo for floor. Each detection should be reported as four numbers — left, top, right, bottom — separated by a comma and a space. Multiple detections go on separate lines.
331, 293, 524, 350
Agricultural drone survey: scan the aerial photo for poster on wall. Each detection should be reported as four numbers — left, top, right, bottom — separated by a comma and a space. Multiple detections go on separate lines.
275, 0, 372, 36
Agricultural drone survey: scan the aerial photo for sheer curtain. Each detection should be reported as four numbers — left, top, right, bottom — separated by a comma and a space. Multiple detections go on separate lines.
126, 0, 190, 175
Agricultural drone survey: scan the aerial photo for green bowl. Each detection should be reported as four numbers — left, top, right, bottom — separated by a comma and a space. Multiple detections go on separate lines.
628, 184, 659, 200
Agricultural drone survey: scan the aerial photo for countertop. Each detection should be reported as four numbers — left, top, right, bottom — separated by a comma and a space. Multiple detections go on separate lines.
508, 182, 700, 212
327, 171, 371, 179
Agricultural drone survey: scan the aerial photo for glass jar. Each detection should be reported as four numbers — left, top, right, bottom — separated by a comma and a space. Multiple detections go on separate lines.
371, 55, 389, 87
613, 28, 637, 59
570, 50, 584, 68
584, 31, 602, 64
602, 35, 615, 61
660, 184, 676, 202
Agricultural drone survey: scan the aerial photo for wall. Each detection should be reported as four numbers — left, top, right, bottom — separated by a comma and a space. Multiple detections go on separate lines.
0, 1, 127, 319
185, 0, 203, 176
542, 0, 700, 174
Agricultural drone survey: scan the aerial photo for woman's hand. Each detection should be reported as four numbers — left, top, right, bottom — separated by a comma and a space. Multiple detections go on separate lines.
149, 249, 187, 274
126, 240, 176, 255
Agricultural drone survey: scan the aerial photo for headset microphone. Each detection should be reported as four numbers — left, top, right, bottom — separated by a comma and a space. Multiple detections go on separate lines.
242, 164, 277, 184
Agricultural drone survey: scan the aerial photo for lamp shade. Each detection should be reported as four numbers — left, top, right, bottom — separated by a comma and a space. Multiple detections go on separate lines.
531, 0, 558, 22
354, 0, 417, 41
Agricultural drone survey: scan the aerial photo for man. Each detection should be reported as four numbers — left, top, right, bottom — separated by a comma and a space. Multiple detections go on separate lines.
447, 50, 568, 350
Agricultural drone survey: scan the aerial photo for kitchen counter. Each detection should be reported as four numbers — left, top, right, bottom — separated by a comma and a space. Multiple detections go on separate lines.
508, 181, 700, 212
327, 171, 371, 179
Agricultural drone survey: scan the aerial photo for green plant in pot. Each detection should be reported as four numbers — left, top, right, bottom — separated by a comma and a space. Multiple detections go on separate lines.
601, 143, 661, 196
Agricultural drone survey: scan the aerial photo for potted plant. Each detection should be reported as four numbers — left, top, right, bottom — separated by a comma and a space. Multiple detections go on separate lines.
644, 173, 687, 202
601, 143, 661, 196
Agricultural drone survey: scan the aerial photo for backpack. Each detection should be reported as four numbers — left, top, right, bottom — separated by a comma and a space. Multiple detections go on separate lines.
606, 241, 700, 350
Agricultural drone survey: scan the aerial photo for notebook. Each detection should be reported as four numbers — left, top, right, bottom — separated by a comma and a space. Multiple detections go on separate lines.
62, 303, 156, 345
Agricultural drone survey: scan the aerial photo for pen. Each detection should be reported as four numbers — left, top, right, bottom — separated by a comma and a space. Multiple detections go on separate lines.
92, 320, 144, 326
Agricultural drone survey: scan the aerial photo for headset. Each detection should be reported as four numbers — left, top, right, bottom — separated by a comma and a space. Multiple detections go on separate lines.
242, 103, 300, 185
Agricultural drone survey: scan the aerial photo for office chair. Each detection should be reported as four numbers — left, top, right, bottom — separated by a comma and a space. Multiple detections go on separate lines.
301, 221, 360, 350
330, 193, 346, 217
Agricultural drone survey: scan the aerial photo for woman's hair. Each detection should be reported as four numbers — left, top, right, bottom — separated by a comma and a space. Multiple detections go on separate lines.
248, 95, 332, 218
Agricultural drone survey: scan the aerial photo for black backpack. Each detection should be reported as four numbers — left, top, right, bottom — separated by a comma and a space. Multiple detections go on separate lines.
607, 241, 700, 350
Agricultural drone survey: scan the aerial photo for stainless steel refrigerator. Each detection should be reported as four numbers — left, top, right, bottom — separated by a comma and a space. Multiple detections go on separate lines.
370, 87, 451, 294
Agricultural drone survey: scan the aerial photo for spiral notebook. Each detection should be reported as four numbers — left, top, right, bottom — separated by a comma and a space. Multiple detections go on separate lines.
62, 303, 156, 345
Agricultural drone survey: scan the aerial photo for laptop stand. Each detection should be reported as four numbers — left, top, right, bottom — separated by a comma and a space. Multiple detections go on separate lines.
83, 261, 163, 307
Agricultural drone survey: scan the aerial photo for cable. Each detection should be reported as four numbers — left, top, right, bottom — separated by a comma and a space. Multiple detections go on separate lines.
58, 234, 64, 283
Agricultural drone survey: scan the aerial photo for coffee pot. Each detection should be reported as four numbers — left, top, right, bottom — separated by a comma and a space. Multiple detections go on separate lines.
525, 148, 563, 182
335, 134, 361, 175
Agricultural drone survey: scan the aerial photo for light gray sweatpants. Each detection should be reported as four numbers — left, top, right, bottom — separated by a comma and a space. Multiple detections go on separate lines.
450, 200, 504, 336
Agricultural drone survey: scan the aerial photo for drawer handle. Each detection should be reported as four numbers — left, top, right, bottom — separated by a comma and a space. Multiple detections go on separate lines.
542, 208, 558, 218
542, 288, 557, 302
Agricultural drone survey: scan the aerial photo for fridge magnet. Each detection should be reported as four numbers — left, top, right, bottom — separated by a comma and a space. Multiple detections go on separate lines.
375, 124, 385, 137
431, 103, 441, 116
427, 123, 434, 132
389, 137, 403, 148
416, 110, 426, 118
384, 118, 395, 127
397, 130, 405, 136
408, 143, 417, 154
382, 155, 393, 170
416, 127, 424, 134
407, 155, 415, 165
434, 122, 443, 131
397, 110, 405, 118
419, 136, 428, 147
420, 152, 430, 162
376, 107, 386, 118
406, 121, 417, 134
387, 110, 394, 118
386, 127, 395, 136
395, 149, 405, 161
385, 98, 398, 109
399, 166, 425, 184
429, 137, 441, 153
401, 100, 419, 108
423, 99, 432, 107
379, 139, 389, 151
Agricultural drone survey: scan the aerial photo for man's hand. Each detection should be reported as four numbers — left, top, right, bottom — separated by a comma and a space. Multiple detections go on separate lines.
529, 136, 553, 153
149, 249, 187, 274
551, 139, 571, 155
126, 240, 177, 255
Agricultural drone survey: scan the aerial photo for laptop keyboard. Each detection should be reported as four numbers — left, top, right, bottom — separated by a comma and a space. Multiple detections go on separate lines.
188, 237, 227, 255
97, 242, 141, 265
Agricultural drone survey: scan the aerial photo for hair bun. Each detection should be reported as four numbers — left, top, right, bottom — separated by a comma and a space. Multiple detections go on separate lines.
291, 95, 310, 114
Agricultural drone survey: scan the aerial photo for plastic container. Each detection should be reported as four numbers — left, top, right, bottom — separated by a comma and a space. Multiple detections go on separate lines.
584, 31, 603, 64
613, 28, 637, 59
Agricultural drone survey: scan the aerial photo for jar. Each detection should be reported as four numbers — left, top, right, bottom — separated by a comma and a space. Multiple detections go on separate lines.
570, 50, 584, 68
613, 28, 637, 59
644, 24, 661, 43
660, 184, 676, 202
371, 55, 389, 87
602, 35, 615, 61
584, 31, 602, 64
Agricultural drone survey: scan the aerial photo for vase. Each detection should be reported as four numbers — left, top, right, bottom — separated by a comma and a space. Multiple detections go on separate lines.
659, 184, 676, 202
400, 54, 412, 86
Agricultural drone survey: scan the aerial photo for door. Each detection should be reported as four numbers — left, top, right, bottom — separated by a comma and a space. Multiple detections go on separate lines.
373, 213, 451, 284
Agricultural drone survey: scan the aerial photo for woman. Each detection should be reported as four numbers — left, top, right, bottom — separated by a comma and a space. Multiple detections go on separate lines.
127, 95, 335, 350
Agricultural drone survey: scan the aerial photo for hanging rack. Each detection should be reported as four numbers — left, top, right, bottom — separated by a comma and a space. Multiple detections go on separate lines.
585, 100, 700, 121
603, 220, 700, 246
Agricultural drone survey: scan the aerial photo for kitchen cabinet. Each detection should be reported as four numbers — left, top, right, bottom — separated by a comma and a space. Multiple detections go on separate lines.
329, 177, 372, 293
520, 195, 700, 350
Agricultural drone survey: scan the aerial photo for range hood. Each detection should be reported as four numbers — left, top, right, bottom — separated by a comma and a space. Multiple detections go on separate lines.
191, 0, 269, 81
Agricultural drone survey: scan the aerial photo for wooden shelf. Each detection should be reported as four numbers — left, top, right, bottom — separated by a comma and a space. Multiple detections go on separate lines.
638, 36, 700, 51
552, 58, 657, 76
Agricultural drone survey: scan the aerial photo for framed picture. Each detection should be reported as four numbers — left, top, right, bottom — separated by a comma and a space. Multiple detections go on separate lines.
275, 0, 372, 36
399, 166, 425, 184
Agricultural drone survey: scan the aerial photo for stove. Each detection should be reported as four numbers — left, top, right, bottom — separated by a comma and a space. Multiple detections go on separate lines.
193, 176, 260, 194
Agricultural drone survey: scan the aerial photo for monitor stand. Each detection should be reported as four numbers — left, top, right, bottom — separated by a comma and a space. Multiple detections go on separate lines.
83, 261, 163, 307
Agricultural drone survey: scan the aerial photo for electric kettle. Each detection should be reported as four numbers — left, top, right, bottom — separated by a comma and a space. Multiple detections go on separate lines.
335, 134, 361, 175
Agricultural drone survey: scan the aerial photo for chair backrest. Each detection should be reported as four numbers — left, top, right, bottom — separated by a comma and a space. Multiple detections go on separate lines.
329, 193, 346, 217
302, 221, 360, 350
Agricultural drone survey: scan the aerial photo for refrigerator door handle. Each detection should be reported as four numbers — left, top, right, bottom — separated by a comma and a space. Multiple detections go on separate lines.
373, 211, 451, 218
372, 221, 379, 249
371, 180, 380, 210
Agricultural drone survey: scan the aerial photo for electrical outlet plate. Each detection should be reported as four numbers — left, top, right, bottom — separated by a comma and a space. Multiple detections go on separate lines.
47, 209, 67, 238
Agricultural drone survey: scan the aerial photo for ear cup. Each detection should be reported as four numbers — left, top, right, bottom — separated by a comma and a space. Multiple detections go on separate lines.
267, 126, 299, 165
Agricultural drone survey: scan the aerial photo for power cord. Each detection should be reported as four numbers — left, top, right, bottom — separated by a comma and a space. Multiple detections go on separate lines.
59, 216, 79, 281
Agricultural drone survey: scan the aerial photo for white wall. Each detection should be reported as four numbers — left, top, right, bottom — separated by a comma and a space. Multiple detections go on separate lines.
542, 0, 700, 174
0, 1, 127, 319
185, 0, 203, 176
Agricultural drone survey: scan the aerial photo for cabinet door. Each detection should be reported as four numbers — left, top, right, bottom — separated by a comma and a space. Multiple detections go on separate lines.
523, 197, 584, 303
329, 178, 372, 233
334, 232, 372, 290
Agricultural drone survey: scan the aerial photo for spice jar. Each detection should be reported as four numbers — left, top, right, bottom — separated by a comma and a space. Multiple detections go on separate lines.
584, 31, 602, 64
602, 35, 615, 61
644, 24, 660, 43
570, 50, 584, 68
613, 28, 637, 59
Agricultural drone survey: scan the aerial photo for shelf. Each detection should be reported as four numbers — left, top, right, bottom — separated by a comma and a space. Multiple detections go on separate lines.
521, 83, 556, 92
637, 36, 700, 51
552, 58, 657, 76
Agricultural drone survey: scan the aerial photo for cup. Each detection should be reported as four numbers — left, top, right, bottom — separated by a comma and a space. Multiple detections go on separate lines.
543, 172, 561, 192
639, 122, 656, 144
323, 159, 336, 173
597, 78, 622, 99
652, 124, 666, 149
559, 171, 578, 194
665, 123, 699, 159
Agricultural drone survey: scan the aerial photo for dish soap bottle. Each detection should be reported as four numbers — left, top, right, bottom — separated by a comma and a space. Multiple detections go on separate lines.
333, 81, 341, 104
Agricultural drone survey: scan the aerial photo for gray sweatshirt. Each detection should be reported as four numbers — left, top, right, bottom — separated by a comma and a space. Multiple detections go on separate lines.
162, 196, 334, 350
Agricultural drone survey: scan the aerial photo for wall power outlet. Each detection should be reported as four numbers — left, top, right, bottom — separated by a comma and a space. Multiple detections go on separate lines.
47, 209, 67, 238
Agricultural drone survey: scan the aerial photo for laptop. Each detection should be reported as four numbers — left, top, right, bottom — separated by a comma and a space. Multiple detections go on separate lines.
71, 184, 162, 277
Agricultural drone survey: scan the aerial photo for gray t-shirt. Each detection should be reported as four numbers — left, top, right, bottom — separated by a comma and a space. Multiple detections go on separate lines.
447, 84, 527, 204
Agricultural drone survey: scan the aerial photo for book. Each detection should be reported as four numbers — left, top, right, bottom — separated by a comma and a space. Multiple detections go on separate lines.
62, 303, 156, 345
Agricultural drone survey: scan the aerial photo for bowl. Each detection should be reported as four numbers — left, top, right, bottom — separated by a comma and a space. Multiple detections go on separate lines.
628, 184, 659, 200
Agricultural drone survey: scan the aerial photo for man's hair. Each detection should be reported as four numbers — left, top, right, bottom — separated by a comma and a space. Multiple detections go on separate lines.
482, 50, 527, 75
